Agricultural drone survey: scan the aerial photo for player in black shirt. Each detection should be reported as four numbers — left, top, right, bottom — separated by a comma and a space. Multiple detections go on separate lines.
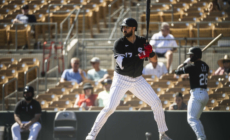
86, 18, 172, 140
175, 47, 209, 140
12, 86, 42, 140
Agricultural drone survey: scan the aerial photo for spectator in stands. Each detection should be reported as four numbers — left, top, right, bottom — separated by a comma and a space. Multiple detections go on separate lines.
150, 22, 178, 72
169, 92, 187, 110
214, 54, 230, 75
74, 83, 97, 110
96, 78, 124, 107
11, 86, 42, 140
87, 57, 109, 85
13, 5, 37, 49
142, 55, 168, 78
13, 5, 36, 24
60, 57, 87, 84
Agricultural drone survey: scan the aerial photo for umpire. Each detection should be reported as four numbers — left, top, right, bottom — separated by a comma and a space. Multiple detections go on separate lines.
175, 47, 209, 140
11, 86, 42, 140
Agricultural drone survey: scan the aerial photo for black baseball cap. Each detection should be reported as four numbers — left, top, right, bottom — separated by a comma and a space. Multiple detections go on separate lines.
22, 5, 29, 10
23, 86, 34, 94
83, 83, 93, 90
102, 79, 112, 85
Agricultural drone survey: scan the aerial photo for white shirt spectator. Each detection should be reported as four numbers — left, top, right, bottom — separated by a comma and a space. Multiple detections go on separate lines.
142, 62, 168, 78
150, 31, 178, 54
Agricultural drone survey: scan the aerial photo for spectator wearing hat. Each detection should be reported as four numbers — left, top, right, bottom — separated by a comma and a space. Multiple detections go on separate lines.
74, 83, 97, 110
169, 93, 187, 110
142, 55, 168, 78
214, 55, 230, 75
13, 5, 36, 24
11, 86, 42, 140
61, 57, 87, 84
87, 57, 109, 85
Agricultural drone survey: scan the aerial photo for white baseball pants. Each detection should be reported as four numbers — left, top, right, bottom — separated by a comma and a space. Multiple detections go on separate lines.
187, 88, 209, 140
11, 121, 41, 140
88, 72, 168, 138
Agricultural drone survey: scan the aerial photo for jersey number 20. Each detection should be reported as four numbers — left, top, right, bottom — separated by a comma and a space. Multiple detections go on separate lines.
199, 73, 208, 86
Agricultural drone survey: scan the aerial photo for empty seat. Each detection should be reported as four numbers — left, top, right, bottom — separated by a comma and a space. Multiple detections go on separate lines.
141, 13, 161, 36
36, 94, 59, 103
46, 87, 69, 96
160, 74, 179, 81
49, 100, 73, 108
37, 100, 49, 108
173, 80, 190, 88
18, 58, 40, 83
159, 94, 175, 102
215, 87, 230, 94
161, 12, 182, 22
69, 87, 83, 94
206, 99, 218, 108
209, 93, 229, 102
0, 58, 18, 66
123, 100, 147, 108
0, 64, 7, 70
8, 24, 31, 49
139, 106, 152, 110
212, 106, 230, 111
55, 81, 78, 90
59, 94, 79, 102
64, 107, 85, 111
219, 99, 230, 107
209, 75, 229, 81
151, 81, 171, 88
163, 87, 188, 95
0, 69, 18, 93
8, 63, 29, 88
170, 28, 190, 45
0, 25, 8, 48
161, 100, 171, 109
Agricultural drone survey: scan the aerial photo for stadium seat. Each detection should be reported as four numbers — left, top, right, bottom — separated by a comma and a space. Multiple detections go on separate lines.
161, 12, 182, 22
161, 100, 171, 109
55, 81, 78, 90
18, 58, 40, 83
46, 87, 69, 96
173, 80, 190, 88
170, 28, 190, 45
116, 106, 135, 110
42, 107, 63, 111
0, 25, 9, 49
8, 24, 31, 49
141, 13, 161, 36
212, 106, 230, 111
0, 58, 18, 67
88, 106, 103, 110
69, 87, 83, 94
209, 75, 229, 82
162, 87, 188, 95
36, 94, 59, 103
64, 107, 85, 111
160, 73, 180, 81
59, 94, 79, 102
0, 69, 18, 93
37, 100, 49, 108
215, 87, 230, 94
219, 99, 230, 107
49, 100, 73, 108
124, 100, 147, 108
8, 63, 29, 89
138, 106, 151, 110
223, 82, 230, 88
213, 25, 230, 37
209, 93, 229, 103
206, 99, 218, 108
0, 75, 8, 101
0, 64, 7, 70
159, 94, 175, 102
151, 80, 171, 88
152, 87, 164, 95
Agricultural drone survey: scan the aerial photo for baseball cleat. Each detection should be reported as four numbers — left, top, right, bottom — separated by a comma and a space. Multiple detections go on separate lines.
85, 134, 95, 140
159, 133, 172, 140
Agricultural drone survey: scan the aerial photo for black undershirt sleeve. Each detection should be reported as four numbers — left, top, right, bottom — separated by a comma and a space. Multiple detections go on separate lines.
175, 64, 194, 75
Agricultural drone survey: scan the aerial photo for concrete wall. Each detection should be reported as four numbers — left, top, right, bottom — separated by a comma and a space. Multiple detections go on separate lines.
0, 111, 230, 140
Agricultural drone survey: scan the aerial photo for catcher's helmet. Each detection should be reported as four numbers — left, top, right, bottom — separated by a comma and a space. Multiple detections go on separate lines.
120, 18, 138, 32
187, 47, 202, 62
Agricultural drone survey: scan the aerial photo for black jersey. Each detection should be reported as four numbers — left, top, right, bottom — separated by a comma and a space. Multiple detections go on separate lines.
14, 99, 42, 121
113, 35, 146, 78
175, 61, 209, 89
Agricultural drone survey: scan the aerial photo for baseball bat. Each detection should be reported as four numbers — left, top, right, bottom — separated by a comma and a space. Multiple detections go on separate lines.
202, 33, 222, 52
146, 0, 151, 42
145, 132, 152, 140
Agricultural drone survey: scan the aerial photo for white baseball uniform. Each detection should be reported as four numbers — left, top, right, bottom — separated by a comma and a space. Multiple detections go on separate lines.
88, 72, 168, 138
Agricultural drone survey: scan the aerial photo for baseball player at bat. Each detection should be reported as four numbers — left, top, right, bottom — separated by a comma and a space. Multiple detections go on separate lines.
175, 47, 209, 140
85, 18, 172, 140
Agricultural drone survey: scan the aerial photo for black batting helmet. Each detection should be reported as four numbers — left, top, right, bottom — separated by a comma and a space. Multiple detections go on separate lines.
23, 86, 34, 97
187, 47, 202, 62
120, 18, 138, 32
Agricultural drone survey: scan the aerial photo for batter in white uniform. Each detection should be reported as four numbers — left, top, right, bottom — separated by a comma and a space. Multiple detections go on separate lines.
86, 18, 172, 140
175, 47, 209, 140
